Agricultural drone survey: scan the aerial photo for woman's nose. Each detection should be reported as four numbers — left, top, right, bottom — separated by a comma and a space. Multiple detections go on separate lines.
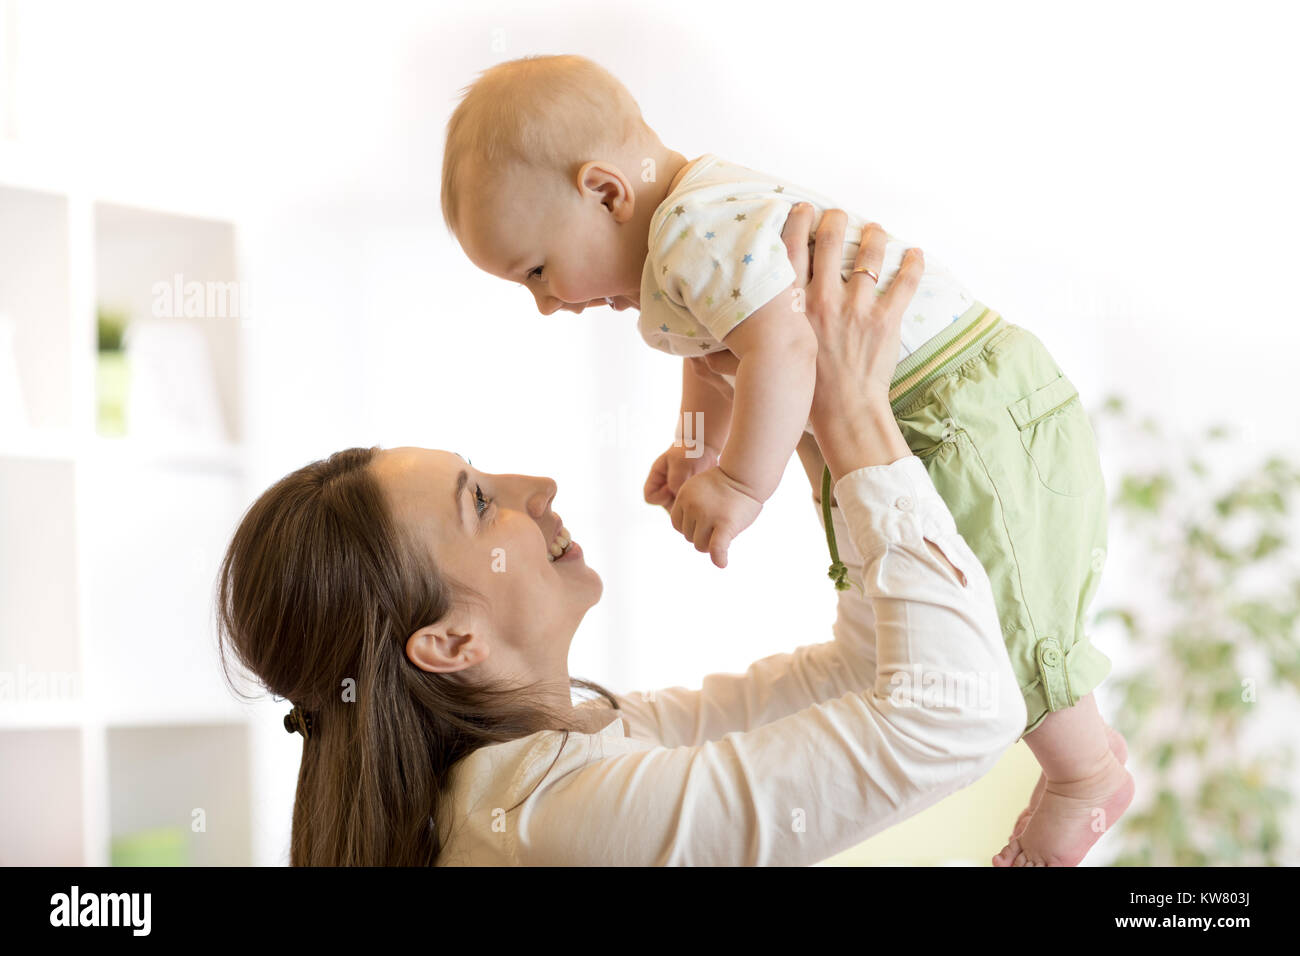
529, 475, 558, 517
501, 473, 558, 517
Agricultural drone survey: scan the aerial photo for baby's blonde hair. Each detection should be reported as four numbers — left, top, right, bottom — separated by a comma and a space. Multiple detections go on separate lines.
440, 54, 658, 238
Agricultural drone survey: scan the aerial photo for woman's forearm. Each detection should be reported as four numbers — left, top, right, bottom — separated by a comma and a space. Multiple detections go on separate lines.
795, 432, 830, 504
815, 398, 913, 485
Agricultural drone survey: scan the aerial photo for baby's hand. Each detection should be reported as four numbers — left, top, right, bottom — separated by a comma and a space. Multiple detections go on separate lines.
643, 441, 720, 510
669, 466, 763, 569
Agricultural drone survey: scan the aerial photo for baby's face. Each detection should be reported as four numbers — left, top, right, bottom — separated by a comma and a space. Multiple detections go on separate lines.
455, 162, 640, 315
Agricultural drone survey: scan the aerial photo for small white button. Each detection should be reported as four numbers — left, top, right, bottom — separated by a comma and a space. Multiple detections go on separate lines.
895, 496, 913, 512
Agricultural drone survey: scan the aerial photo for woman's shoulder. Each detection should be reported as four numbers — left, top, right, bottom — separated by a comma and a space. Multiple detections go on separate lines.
436, 714, 652, 864
446, 709, 648, 809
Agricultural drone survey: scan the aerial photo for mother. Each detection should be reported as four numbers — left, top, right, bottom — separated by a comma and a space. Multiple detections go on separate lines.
216, 206, 1027, 865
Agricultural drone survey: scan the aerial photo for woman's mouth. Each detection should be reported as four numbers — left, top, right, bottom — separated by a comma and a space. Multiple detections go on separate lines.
554, 538, 582, 563
548, 526, 573, 562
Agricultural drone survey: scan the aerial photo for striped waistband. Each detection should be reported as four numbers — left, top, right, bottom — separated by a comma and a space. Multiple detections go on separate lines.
888, 302, 1005, 411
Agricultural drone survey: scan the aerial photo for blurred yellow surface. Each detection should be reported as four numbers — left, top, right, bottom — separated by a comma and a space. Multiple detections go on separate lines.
820, 740, 1041, 866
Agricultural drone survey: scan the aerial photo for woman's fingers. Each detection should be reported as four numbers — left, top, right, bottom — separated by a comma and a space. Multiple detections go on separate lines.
780, 203, 815, 289
849, 222, 889, 312
812, 209, 849, 298
878, 246, 925, 321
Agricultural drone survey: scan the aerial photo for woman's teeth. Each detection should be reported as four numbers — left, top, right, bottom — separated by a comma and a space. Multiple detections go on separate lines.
547, 527, 572, 562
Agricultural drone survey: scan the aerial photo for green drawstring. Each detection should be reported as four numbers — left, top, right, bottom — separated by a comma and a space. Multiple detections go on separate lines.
821, 464, 860, 593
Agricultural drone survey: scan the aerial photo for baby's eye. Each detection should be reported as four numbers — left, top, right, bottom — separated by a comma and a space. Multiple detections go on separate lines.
528, 265, 544, 280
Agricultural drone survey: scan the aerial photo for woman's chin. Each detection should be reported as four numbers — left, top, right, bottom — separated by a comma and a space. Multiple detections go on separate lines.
552, 539, 601, 599
577, 566, 602, 603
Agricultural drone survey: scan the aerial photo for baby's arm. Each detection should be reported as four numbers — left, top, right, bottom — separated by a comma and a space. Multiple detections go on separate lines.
668, 283, 816, 565
680, 355, 733, 458
715, 282, 817, 502
644, 359, 733, 509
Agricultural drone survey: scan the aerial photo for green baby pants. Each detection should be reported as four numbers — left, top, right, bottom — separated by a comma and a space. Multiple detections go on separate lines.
821, 302, 1112, 738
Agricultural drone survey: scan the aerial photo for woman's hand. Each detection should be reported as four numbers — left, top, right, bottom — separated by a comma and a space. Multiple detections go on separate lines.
699, 205, 925, 483
785, 208, 920, 465
783, 205, 923, 482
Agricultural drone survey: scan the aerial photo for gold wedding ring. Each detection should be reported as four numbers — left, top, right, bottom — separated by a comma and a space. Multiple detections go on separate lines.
851, 267, 880, 282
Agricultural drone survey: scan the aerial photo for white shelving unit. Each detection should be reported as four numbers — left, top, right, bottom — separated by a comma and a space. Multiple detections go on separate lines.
0, 153, 256, 865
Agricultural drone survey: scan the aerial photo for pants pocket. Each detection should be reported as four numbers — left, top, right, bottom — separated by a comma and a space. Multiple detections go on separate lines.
1007, 373, 1100, 498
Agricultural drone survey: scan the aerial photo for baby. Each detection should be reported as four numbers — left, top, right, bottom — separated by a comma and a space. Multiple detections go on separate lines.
440, 54, 1134, 866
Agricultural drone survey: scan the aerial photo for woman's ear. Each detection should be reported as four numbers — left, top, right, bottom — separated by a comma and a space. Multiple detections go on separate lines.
405, 618, 489, 674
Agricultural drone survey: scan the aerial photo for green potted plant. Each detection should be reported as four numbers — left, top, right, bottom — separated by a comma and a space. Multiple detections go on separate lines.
1092, 396, 1300, 865
96, 307, 131, 436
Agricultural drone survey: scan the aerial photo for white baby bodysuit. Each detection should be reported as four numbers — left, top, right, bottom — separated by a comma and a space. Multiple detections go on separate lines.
638, 154, 978, 368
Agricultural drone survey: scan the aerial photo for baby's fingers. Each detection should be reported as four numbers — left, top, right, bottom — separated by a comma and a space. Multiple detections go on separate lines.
646, 483, 674, 509
669, 495, 685, 534
680, 506, 699, 545
691, 515, 715, 556
708, 528, 732, 569
644, 466, 674, 510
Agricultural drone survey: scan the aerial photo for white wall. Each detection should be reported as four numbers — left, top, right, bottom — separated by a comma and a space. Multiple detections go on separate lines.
7, 0, 1298, 862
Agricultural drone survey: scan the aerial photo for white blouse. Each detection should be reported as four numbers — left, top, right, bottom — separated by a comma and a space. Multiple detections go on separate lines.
435, 455, 1028, 866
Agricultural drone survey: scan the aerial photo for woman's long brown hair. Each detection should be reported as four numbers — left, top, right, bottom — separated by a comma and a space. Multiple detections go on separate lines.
215, 446, 617, 865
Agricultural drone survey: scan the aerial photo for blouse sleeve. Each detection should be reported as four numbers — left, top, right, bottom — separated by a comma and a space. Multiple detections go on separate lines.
611, 485, 881, 748
613, 454, 985, 748
506, 455, 1028, 865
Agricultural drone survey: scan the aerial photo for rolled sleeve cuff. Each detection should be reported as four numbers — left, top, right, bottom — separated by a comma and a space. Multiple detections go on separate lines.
829, 455, 957, 565
812, 483, 864, 570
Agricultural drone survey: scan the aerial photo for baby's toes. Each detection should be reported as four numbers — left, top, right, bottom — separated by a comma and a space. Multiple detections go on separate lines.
993, 837, 1023, 867
1011, 807, 1034, 840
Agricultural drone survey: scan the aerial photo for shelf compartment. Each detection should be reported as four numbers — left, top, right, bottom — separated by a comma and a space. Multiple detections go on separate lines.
0, 186, 74, 435
107, 722, 251, 866
82, 461, 247, 722
0, 728, 85, 865
0, 456, 80, 681
94, 202, 242, 445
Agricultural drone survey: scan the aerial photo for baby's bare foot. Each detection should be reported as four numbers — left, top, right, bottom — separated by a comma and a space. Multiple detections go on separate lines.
1009, 775, 1046, 843
996, 744, 1134, 867
1001, 726, 1128, 858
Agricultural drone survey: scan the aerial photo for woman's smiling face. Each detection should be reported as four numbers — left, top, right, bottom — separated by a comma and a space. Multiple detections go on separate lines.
371, 447, 601, 677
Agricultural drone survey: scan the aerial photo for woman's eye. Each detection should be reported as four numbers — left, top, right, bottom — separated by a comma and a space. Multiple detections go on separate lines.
474, 484, 491, 518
